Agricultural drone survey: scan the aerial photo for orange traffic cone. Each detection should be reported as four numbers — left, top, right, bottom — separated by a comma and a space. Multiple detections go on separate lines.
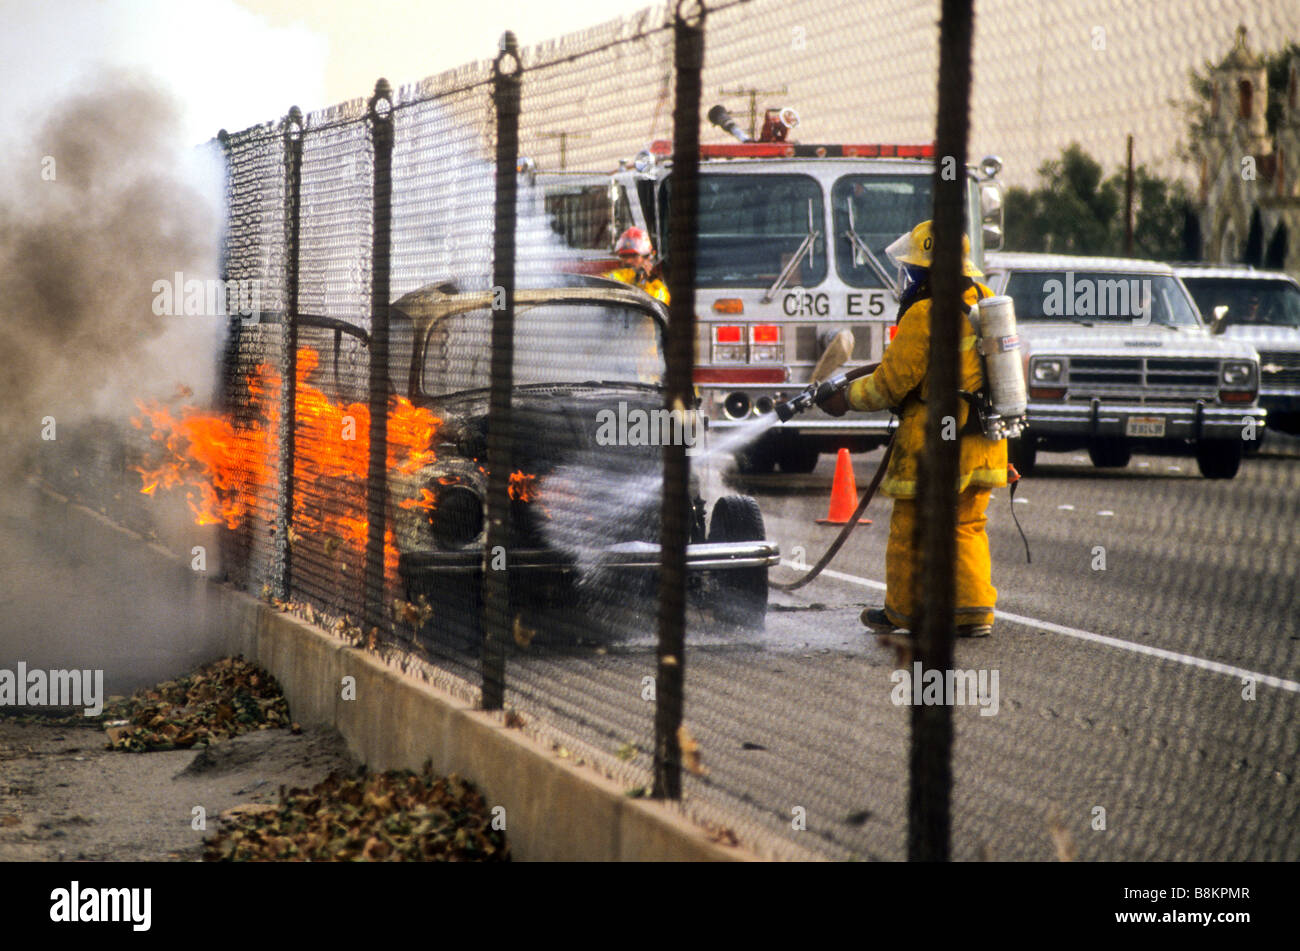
816, 448, 872, 525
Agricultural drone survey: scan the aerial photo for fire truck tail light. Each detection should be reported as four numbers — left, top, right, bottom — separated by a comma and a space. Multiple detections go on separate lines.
712, 325, 747, 363
750, 324, 784, 363
713, 299, 744, 314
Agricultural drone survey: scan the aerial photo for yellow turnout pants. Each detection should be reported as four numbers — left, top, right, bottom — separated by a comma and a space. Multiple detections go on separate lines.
883, 486, 997, 630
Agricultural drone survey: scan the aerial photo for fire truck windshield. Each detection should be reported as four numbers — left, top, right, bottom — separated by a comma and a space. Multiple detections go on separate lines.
659, 173, 827, 287
832, 174, 933, 288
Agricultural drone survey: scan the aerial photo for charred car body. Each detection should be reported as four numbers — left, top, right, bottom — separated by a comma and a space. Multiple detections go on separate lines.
983, 253, 1266, 479
382, 277, 778, 640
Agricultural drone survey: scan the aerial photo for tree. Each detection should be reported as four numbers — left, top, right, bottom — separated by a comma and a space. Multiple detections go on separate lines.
1265, 221, 1288, 270
1243, 206, 1264, 265
1181, 205, 1203, 260
1116, 165, 1196, 260
1004, 143, 1192, 259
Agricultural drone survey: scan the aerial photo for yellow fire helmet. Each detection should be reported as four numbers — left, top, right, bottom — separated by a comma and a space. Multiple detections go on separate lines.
884, 219, 982, 277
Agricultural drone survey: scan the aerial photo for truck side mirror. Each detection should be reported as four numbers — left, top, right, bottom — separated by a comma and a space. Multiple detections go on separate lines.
1210, 304, 1229, 335
980, 180, 1004, 252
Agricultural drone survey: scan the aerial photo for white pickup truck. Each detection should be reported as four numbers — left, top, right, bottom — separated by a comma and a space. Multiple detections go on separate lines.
1175, 265, 1300, 438
982, 253, 1266, 480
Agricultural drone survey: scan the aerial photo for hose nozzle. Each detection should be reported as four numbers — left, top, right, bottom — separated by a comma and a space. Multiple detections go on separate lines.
775, 387, 813, 422
775, 373, 853, 422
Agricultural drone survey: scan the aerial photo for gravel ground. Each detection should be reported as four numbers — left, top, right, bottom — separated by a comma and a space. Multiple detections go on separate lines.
0, 718, 358, 861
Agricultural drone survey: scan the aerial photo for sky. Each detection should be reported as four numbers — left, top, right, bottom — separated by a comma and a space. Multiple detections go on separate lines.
0, 0, 657, 147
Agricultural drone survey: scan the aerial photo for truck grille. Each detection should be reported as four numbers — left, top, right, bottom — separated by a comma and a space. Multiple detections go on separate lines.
1065, 356, 1221, 401
1257, 351, 1300, 388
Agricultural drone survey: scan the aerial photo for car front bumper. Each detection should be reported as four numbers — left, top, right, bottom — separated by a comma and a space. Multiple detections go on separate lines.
1025, 400, 1267, 440
1259, 389, 1300, 414
400, 540, 781, 576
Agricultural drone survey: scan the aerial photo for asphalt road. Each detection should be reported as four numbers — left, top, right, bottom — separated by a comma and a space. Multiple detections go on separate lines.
11, 433, 1298, 862
500, 432, 1300, 861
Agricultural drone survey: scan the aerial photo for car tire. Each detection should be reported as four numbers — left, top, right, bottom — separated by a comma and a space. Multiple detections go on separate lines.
1088, 439, 1131, 469
1195, 438, 1243, 479
707, 495, 768, 629
776, 444, 820, 474
1007, 436, 1037, 477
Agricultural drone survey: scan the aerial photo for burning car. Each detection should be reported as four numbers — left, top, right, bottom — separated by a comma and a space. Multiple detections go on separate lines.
385, 276, 779, 640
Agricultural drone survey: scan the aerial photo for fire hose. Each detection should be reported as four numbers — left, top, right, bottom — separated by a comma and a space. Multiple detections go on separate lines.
766, 361, 1031, 591
769, 363, 889, 592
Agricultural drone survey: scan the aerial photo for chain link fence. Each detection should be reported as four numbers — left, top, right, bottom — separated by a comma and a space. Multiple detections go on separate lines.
39, 0, 1300, 861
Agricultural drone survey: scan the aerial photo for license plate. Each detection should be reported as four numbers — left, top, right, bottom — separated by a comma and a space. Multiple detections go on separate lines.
1125, 416, 1165, 438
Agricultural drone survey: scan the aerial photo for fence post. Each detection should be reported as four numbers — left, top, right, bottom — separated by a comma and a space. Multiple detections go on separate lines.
653, 0, 704, 801
215, 129, 234, 417
277, 106, 304, 602
214, 127, 241, 584
911, 0, 975, 862
482, 33, 522, 711
366, 80, 395, 633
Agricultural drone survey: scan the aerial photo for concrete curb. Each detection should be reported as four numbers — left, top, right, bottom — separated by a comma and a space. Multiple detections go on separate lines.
39, 487, 756, 862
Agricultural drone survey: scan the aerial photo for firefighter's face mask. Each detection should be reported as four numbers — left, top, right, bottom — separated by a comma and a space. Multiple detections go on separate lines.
885, 230, 919, 296
884, 230, 915, 272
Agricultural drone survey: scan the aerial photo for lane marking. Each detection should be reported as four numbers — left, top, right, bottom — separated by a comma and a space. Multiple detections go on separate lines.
781, 560, 1300, 694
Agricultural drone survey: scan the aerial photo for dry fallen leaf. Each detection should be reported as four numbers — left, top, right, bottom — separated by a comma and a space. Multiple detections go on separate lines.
703, 822, 739, 846
205, 765, 510, 862
1048, 809, 1077, 862
678, 726, 708, 776
101, 657, 290, 752
512, 615, 536, 648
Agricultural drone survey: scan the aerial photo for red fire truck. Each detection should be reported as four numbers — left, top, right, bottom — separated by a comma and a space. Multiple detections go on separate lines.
604, 104, 1006, 473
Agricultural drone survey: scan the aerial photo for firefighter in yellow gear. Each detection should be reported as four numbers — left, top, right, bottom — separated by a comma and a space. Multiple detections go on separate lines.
821, 220, 1006, 637
606, 226, 670, 305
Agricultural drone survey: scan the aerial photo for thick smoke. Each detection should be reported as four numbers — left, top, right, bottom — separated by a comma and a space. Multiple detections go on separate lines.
0, 71, 223, 476
0, 72, 227, 692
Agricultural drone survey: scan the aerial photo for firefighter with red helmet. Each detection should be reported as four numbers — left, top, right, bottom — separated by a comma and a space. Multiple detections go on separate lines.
606, 227, 670, 305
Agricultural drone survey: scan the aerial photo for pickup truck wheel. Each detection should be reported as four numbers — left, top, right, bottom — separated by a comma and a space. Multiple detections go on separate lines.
1195, 438, 1243, 479
1007, 436, 1037, 476
776, 445, 820, 474
1088, 439, 1131, 469
708, 495, 768, 629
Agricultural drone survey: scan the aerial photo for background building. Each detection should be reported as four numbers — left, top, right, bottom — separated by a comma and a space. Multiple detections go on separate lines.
1198, 26, 1300, 271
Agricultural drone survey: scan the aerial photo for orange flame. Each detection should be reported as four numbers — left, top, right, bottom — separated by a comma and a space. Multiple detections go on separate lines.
132, 346, 443, 585
399, 487, 437, 513
508, 470, 538, 502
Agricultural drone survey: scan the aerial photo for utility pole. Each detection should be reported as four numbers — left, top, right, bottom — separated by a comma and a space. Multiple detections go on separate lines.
1124, 134, 1135, 257
537, 130, 590, 170
719, 85, 787, 140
